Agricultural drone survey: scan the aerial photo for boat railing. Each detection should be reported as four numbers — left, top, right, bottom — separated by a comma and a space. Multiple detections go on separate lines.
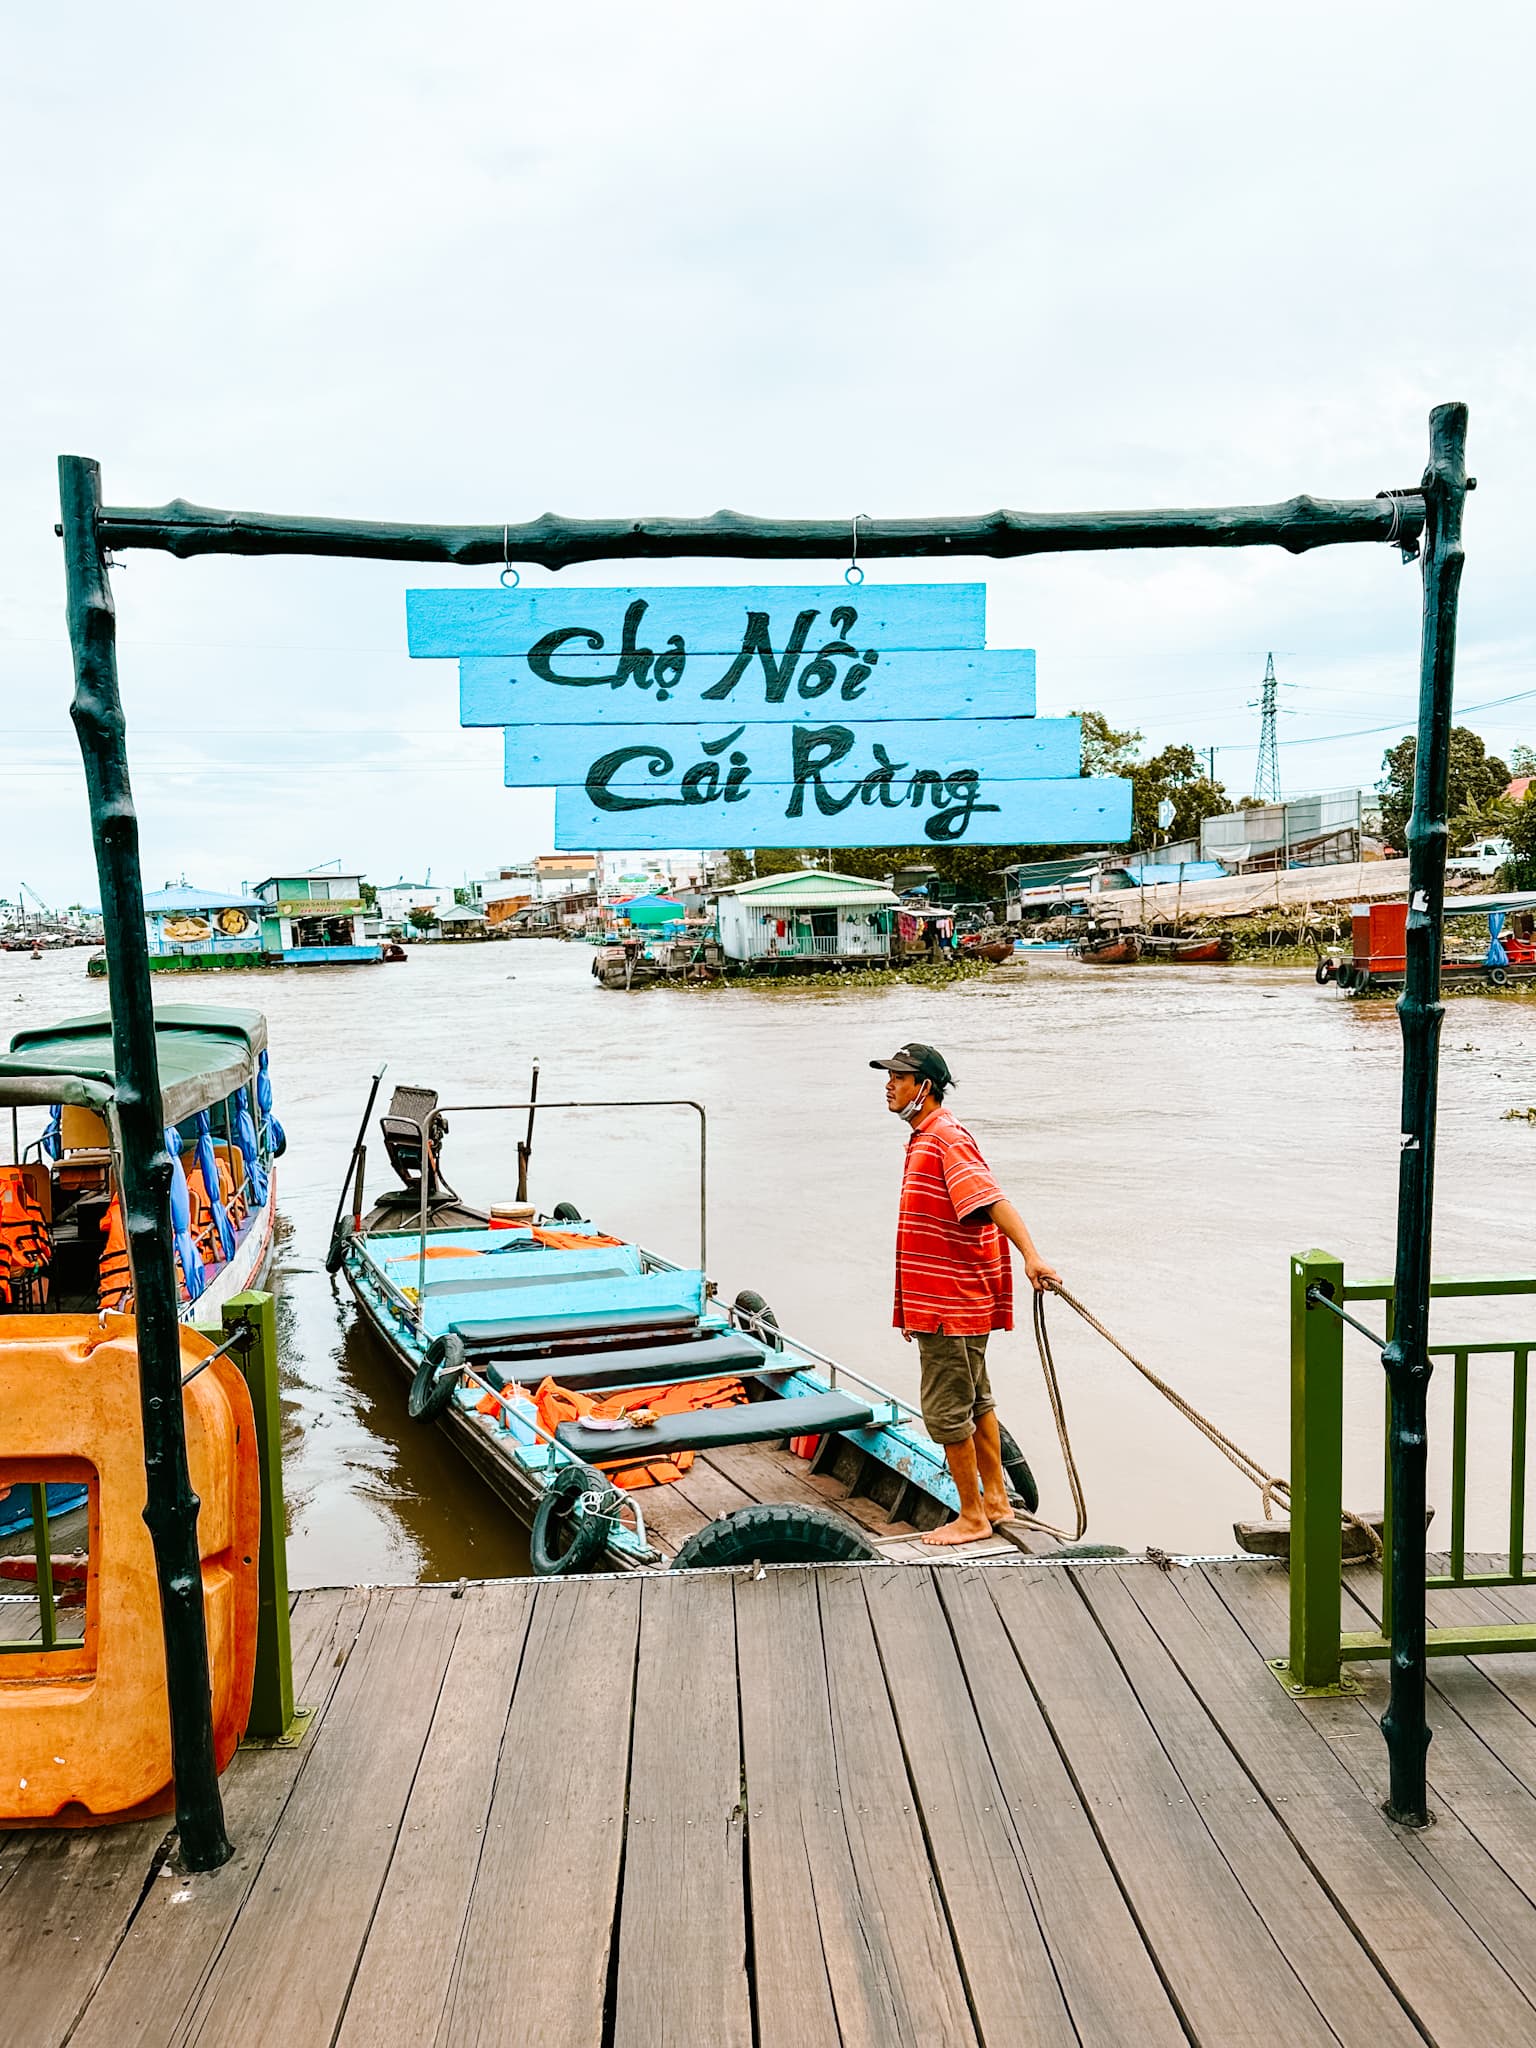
731, 1306, 917, 1434
410, 1099, 708, 1312
436, 1345, 650, 1557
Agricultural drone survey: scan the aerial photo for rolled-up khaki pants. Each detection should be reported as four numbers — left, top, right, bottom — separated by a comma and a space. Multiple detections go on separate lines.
914, 1331, 994, 1445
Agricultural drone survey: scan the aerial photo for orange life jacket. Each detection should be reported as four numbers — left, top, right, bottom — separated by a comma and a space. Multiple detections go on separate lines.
99, 1195, 133, 1312
184, 1161, 216, 1263
0, 1169, 51, 1306
529, 1228, 627, 1251
529, 1373, 749, 1490
216, 1152, 247, 1229
185, 1151, 247, 1263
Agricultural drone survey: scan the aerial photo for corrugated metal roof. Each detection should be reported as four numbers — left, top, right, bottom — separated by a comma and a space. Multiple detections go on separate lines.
717, 870, 900, 908
1439, 890, 1536, 918
142, 887, 262, 912
1000, 852, 1113, 886
1103, 862, 1227, 887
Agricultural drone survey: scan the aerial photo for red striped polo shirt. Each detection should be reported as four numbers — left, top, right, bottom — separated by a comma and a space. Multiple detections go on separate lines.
893, 1107, 1013, 1335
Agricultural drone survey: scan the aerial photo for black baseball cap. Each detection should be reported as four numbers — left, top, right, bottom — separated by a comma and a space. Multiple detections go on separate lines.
869, 1042, 954, 1087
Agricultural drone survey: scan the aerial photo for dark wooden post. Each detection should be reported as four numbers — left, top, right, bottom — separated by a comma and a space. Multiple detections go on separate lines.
58, 455, 233, 1871
1381, 402, 1469, 1826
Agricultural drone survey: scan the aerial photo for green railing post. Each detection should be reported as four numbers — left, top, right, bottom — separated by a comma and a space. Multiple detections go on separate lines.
222, 1292, 297, 1741
1287, 1251, 1345, 1690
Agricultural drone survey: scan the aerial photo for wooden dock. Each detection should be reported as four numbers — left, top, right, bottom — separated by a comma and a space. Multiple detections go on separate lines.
9, 1555, 1536, 2046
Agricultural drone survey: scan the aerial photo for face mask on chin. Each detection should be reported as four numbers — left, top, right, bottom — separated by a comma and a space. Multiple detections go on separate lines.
898, 1080, 931, 1124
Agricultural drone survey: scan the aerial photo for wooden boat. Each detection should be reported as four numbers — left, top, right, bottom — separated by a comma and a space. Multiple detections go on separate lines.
0, 1005, 281, 1535
1139, 934, 1235, 963
331, 1075, 1041, 1572
961, 940, 1014, 963
1073, 931, 1141, 964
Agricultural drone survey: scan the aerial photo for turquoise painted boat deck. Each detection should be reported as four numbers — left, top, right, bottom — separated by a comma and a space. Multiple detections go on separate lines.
360, 1229, 706, 1342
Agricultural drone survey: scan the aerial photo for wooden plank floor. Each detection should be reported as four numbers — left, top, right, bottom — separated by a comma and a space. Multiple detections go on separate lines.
11, 1558, 1536, 2046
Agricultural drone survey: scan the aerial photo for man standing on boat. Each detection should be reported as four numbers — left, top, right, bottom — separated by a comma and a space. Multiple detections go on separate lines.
871, 1042, 1060, 1546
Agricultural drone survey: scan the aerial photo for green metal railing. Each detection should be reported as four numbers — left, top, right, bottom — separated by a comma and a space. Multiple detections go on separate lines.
1286, 1250, 1536, 1690
0, 1485, 72, 1655
219, 1292, 302, 1742
0, 1293, 298, 1739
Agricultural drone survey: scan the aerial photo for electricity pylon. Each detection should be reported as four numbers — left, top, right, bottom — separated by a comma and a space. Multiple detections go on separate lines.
1251, 652, 1287, 803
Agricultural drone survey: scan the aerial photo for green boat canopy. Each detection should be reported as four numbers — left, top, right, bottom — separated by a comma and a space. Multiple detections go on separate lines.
0, 1005, 268, 1127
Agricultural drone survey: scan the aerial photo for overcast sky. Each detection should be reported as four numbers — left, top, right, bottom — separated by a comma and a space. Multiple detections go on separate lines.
4, 2, 1533, 904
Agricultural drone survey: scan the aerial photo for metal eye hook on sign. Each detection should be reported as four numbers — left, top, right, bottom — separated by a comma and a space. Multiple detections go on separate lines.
845, 511, 869, 585
500, 524, 520, 589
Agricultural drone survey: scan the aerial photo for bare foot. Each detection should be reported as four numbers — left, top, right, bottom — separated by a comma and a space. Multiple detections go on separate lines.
983, 1494, 1012, 1524
922, 1515, 994, 1547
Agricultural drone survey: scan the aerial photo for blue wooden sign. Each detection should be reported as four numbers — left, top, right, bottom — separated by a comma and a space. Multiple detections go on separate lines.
554, 774, 1130, 852
408, 579, 1132, 854
411, 583, 1033, 725
408, 583, 985, 657
460, 647, 1035, 726
503, 717, 1082, 792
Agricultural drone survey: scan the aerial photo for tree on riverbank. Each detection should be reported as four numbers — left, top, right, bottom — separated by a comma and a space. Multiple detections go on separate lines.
1501, 785, 1536, 889
718, 708, 1234, 895
1378, 727, 1511, 849
1075, 712, 1232, 849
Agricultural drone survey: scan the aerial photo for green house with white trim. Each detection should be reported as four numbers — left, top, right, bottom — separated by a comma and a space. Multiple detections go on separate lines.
251, 871, 381, 965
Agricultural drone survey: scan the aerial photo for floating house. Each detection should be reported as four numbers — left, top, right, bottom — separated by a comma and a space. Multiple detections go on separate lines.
139, 887, 266, 970
251, 872, 381, 965
713, 871, 898, 966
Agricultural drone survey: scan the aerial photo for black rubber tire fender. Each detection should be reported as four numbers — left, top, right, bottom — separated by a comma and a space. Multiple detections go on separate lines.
551, 1201, 585, 1222
408, 1332, 466, 1423
671, 1502, 878, 1572
996, 1421, 1040, 1516
530, 1464, 612, 1577
324, 1219, 351, 1277
1490, 967, 1510, 988
1314, 958, 1336, 986
733, 1288, 782, 1350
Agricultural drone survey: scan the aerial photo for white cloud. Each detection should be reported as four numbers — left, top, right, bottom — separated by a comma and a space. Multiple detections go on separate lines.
3, 0, 1533, 897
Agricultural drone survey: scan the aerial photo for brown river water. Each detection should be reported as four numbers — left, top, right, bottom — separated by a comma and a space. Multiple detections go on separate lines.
7, 941, 1536, 1578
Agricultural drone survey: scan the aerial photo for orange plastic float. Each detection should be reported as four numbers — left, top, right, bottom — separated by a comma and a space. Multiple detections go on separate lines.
0, 1314, 259, 1825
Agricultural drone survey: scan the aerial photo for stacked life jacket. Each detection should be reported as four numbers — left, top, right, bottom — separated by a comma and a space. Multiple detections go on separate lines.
185, 1152, 245, 1265
100, 1182, 214, 1313
98, 1194, 133, 1312
525, 1373, 749, 1491
0, 1168, 51, 1308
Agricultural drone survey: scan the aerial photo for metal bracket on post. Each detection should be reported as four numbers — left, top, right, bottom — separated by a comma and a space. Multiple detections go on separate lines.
222, 1292, 311, 1748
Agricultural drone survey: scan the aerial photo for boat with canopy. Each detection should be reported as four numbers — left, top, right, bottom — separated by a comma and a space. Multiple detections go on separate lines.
0, 1004, 283, 1534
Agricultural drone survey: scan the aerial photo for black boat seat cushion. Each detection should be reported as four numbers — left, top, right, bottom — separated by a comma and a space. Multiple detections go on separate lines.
552, 1332, 767, 1390
555, 1389, 875, 1464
